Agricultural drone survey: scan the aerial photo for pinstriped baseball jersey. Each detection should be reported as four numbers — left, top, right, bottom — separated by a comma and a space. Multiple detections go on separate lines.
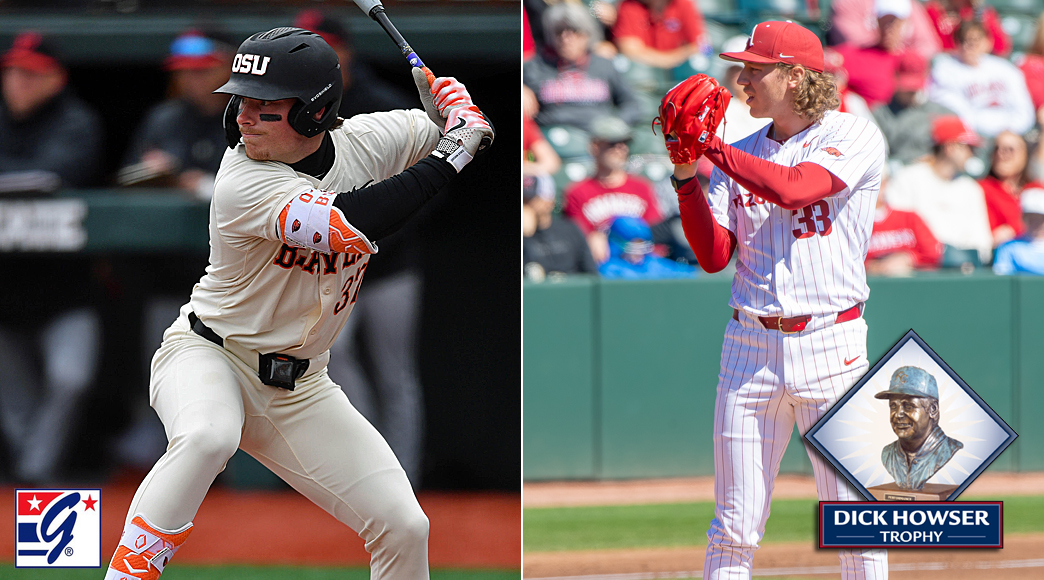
189, 109, 440, 359
706, 110, 886, 317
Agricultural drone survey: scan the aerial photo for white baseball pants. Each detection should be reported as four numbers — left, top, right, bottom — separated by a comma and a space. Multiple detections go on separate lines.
120, 310, 429, 580
703, 312, 888, 579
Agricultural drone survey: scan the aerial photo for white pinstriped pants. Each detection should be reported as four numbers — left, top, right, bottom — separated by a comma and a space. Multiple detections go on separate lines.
703, 312, 888, 579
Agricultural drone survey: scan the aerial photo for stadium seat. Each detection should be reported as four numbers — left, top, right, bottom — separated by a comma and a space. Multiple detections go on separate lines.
987, 0, 1042, 16
543, 125, 592, 160
628, 124, 668, 156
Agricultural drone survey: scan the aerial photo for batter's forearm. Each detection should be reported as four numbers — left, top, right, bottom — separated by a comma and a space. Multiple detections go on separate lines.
332, 156, 455, 241
676, 177, 736, 273
702, 134, 846, 210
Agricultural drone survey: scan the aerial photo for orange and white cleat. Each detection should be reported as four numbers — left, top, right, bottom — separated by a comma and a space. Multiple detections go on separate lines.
103, 515, 192, 580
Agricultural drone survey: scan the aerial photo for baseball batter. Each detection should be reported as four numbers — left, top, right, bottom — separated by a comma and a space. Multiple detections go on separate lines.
103, 28, 492, 580
660, 22, 889, 579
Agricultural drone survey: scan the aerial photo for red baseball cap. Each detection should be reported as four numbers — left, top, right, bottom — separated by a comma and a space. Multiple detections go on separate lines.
895, 51, 927, 92
720, 21, 824, 73
1, 31, 62, 73
931, 115, 981, 147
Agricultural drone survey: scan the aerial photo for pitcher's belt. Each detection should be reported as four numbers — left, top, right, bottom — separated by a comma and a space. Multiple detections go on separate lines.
732, 302, 863, 334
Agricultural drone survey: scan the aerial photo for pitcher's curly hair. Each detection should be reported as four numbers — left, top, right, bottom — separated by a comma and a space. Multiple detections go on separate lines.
776, 63, 840, 123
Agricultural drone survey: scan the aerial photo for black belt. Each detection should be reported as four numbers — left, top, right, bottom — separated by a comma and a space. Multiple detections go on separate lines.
188, 311, 223, 347
188, 311, 308, 391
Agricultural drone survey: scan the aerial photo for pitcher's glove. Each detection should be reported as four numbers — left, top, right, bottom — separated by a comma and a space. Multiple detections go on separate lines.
653, 74, 731, 165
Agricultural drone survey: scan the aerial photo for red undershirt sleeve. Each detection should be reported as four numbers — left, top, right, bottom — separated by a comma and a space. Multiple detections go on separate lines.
676, 177, 736, 273
701, 133, 848, 210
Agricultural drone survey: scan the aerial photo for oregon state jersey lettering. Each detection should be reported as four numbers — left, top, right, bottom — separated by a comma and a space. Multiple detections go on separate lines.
189, 109, 440, 359
706, 110, 886, 317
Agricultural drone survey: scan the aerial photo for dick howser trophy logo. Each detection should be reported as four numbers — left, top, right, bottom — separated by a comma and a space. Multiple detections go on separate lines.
14, 489, 101, 567
805, 330, 1017, 549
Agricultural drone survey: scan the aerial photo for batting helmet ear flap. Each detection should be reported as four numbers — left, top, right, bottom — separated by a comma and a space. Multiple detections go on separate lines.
287, 90, 340, 138
223, 96, 243, 149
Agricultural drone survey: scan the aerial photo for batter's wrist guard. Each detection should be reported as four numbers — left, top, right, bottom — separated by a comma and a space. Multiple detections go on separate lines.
431, 136, 474, 173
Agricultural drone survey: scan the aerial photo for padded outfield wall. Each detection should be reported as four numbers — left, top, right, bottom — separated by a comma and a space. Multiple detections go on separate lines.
523, 273, 1044, 480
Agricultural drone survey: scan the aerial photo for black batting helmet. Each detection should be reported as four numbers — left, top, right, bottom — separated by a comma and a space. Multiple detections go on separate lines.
215, 27, 342, 148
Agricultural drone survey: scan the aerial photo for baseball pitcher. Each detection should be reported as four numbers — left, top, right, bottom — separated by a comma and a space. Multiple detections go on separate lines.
103, 27, 492, 580
656, 22, 889, 579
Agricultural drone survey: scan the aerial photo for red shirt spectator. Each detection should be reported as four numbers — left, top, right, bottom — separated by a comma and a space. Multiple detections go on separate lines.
924, 0, 1010, 57
524, 9, 536, 60
1018, 54, 1044, 112
979, 177, 1035, 239
564, 175, 662, 234
834, 45, 901, 108
1017, 15, 1044, 111
523, 115, 541, 153
867, 207, 943, 268
613, 0, 704, 52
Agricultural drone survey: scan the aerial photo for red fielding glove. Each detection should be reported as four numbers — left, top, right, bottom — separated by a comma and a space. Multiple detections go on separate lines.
653, 74, 731, 165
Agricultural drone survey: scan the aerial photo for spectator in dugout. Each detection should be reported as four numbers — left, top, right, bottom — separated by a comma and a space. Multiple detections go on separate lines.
0, 30, 103, 190
119, 29, 234, 199
928, 20, 1034, 140
866, 165, 943, 276
523, 2, 642, 131
979, 131, 1044, 248
993, 188, 1044, 275
0, 31, 105, 481
1016, 13, 1044, 129
832, 0, 917, 109
924, 0, 1011, 57
885, 115, 993, 266
611, 0, 707, 70
524, 174, 597, 281
873, 50, 955, 165
828, 0, 940, 62
563, 115, 662, 263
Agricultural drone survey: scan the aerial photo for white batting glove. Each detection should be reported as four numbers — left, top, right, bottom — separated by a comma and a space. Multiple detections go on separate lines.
432, 105, 494, 172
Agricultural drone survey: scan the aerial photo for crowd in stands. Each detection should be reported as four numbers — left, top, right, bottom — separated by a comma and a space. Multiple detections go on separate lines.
523, 0, 1044, 280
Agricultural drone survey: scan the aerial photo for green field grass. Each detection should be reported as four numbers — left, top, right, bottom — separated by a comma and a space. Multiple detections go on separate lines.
0, 567, 519, 580
523, 495, 1044, 553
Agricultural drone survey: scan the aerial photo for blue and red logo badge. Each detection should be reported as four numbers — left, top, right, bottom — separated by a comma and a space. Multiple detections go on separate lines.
15, 489, 101, 567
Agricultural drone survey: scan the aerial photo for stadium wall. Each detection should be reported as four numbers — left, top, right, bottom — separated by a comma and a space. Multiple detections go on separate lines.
523, 273, 1044, 480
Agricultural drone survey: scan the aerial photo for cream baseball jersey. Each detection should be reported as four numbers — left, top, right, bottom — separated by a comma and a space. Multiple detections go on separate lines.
189, 109, 440, 359
707, 110, 886, 317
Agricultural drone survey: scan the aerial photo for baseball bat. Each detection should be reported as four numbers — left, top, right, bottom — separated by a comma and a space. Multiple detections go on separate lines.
349, 0, 492, 150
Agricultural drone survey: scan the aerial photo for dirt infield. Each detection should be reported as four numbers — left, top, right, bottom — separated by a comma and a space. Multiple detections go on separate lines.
524, 535, 1044, 579
1, 480, 520, 568
523, 472, 1044, 507
523, 473, 1044, 579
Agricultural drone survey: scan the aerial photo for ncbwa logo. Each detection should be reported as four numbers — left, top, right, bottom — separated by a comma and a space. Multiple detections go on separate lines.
15, 489, 101, 568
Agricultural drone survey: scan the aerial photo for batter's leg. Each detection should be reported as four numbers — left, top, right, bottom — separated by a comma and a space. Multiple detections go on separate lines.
704, 319, 793, 580
105, 331, 247, 579
123, 338, 246, 529
789, 320, 888, 579
241, 371, 427, 580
